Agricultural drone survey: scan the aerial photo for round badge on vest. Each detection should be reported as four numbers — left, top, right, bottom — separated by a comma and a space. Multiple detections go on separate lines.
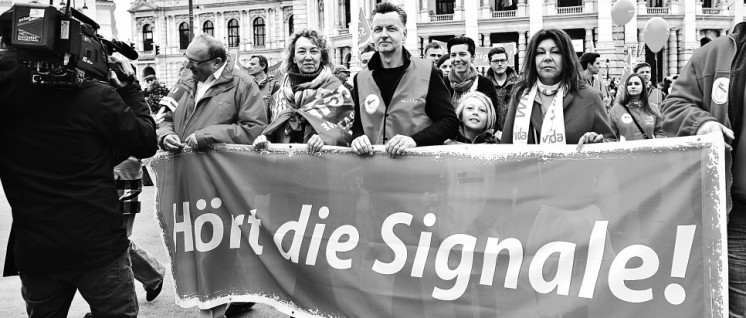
364, 94, 380, 115
711, 77, 729, 105
621, 113, 633, 124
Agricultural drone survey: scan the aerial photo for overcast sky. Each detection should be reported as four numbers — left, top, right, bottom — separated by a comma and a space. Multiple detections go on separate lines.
113, 0, 132, 42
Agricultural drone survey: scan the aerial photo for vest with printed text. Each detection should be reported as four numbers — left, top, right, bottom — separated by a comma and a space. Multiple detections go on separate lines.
356, 57, 432, 144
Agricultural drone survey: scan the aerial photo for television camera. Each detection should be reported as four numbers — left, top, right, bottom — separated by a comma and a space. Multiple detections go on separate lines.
3, 0, 138, 88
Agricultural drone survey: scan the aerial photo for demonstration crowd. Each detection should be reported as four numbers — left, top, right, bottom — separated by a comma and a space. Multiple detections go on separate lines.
1, 0, 745, 317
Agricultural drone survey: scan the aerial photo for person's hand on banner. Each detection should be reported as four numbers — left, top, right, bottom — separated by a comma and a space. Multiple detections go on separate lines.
253, 135, 271, 149
184, 133, 199, 149
162, 134, 185, 152
351, 135, 373, 155
697, 121, 734, 141
386, 134, 416, 157
307, 134, 325, 153
577, 132, 604, 151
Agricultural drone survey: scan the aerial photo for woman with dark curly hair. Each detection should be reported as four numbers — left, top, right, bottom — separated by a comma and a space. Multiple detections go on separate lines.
253, 29, 354, 153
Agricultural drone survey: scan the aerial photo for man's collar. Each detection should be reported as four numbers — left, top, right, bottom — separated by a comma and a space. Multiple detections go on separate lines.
201, 62, 227, 84
369, 47, 412, 72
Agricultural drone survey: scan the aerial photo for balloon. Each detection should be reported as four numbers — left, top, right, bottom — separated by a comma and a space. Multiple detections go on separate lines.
611, 0, 635, 26
643, 17, 670, 53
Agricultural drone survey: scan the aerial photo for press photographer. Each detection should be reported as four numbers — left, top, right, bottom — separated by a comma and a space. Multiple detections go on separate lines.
0, 3, 156, 317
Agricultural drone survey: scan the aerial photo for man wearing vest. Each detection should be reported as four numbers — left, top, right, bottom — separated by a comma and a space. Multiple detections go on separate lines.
350, 2, 458, 156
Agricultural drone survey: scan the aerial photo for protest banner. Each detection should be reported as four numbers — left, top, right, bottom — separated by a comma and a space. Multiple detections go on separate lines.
149, 134, 727, 318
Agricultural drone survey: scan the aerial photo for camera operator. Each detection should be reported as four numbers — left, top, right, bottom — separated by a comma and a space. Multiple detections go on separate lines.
0, 12, 157, 318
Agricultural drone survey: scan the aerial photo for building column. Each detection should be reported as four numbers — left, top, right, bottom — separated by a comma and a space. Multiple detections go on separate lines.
518, 31, 527, 70
528, 0, 543, 36
677, 29, 686, 74
516, 0, 527, 17
481, 0, 491, 19
334, 0, 342, 31
668, 29, 678, 76
240, 11, 248, 50
269, 9, 277, 49
722, 28, 729, 37
157, 15, 167, 53
420, 0, 430, 22
637, 28, 646, 64
464, 0, 479, 40
584, 28, 594, 52
596, 0, 614, 58
454, 0, 464, 20
681, 0, 698, 63
482, 33, 491, 47
735, 0, 744, 31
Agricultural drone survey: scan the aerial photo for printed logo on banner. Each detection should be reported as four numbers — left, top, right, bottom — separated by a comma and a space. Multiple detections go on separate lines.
712, 77, 729, 105
364, 94, 380, 114
621, 113, 634, 124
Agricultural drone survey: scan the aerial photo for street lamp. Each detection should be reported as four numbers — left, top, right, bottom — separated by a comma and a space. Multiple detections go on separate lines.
605, 58, 610, 81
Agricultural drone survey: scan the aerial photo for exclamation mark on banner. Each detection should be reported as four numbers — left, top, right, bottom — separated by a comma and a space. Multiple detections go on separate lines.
664, 225, 696, 305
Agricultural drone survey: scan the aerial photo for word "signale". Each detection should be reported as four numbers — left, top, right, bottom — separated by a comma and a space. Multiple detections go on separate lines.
172, 199, 696, 304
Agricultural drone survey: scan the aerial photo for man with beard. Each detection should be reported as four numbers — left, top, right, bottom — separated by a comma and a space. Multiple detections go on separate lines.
485, 46, 518, 133
350, 2, 458, 156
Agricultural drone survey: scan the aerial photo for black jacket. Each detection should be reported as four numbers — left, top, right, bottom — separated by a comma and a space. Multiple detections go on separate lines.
0, 50, 157, 274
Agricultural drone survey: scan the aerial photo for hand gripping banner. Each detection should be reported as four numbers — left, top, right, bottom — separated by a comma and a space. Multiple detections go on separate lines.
148, 134, 728, 318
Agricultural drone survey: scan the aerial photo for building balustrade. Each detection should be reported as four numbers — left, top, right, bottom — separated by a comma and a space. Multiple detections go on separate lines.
702, 8, 721, 15
557, 6, 583, 14
644, 7, 670, 15
492, 10, 517, 18
429, 13, 454, 22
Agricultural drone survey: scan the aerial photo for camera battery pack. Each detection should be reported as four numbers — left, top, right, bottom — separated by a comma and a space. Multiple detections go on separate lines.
11, 3, 57, 51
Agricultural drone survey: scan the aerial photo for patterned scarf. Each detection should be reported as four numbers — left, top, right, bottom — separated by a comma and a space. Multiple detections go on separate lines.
448, 65, 479, 105
264, 67, 354, 145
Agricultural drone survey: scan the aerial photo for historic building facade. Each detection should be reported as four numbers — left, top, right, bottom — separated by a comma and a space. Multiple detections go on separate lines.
128, 0, 359, 87
407, 0, 743, 83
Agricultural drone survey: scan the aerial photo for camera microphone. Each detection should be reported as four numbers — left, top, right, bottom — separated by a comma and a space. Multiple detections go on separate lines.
102, 39, 139, 61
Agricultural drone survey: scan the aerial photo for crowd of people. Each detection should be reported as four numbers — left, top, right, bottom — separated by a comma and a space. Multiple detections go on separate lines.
1, 0, 746, 317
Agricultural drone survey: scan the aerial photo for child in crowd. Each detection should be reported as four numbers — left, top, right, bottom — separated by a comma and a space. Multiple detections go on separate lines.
446, 91, 499, 144
609, 73, 666, 141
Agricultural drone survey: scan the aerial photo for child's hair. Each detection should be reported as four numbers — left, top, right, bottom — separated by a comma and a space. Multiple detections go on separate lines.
455, 91, 496, 132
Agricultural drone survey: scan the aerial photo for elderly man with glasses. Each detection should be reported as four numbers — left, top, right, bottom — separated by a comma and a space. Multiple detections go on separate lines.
158, 34, 267, 153
157, 34, 267, 318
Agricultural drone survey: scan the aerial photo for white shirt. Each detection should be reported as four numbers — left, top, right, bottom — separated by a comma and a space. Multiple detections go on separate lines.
194, 62, 227, 107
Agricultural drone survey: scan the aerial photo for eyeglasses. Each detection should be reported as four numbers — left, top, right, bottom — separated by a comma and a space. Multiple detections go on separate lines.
184, 53, 216, 66
490, 59, 508, 64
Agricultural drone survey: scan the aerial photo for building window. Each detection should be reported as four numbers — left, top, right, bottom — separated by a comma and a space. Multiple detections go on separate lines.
495, 0, 517, 10
647, 0, 664, 7
344, 0, 350, 29
179, 22, 190, 50
253, 17, 265, 46
436, 0, 454, 14
203, 21, 214, 36
228, 19, 239, 47
288, 16, 294, 36
557, 0, 582, 6
142, 24, 153, 51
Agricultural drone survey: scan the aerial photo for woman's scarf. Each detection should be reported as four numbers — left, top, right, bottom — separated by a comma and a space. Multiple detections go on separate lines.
448, 65, 480, 105
263, 67, 355, 146
512, 83, 566, 145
